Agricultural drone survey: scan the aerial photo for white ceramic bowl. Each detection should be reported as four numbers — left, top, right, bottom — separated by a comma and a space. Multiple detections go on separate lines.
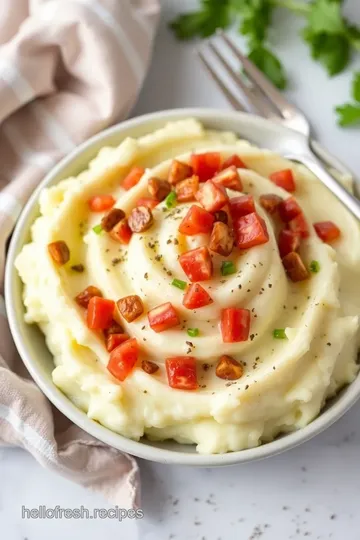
5, 108, 360, 466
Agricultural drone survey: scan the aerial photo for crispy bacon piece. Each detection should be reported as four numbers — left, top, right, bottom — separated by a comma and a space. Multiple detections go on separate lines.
148, 177, 171, 201
75, 286, 102, 308
101, 208, 125, 232
278, 197, 302, 222
106, 333, 129, 352
212, 166, 243, 191
209, 222, 234, 256
175, 175, 199, 202
141, 360, 159, 374
216, 355, 244, 380
48, 241, 70, 265
278, 229, 300, 258
213, 209, 228, 224
117, 295, 144, 323
259, 194, 283, 214
168, 159, 193, 185
128, 206, 153, 233
282, 252, 309, 282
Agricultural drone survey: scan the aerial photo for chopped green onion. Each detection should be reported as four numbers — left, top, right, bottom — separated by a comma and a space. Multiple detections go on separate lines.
273, 328, 287, 340
165, 191, 177, 209
187, 328, 199, 337
172, 278, 187, 290
309, 260, 320, 273
221, 260, 236, 276
92, 224, 103, 234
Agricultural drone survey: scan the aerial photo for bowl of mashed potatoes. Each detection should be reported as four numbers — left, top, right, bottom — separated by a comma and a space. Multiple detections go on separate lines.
5, 109, 360, 465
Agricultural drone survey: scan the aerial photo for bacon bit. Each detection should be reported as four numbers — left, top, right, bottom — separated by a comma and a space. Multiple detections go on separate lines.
278, 197, 302, 222
216, 355, 244, 380
104, 320, 124, 336
128, 206, 153, 233
101, 208, 125, 232
141, 360, 159, 374
209, 222, 234, 256
212, 166, 243, 191
75, 286, 102, 308
71, 264, 85, 273
282, 252, 310, 282
287, 212, 310, 238
48, 241, 70, 265
259, 194, 283, 214
213, 209, 229, 224
148, 177, 171, 201
117, 295, 144, 322
278, 229, 300, 258
175, 175, 199, 202
106, 333, 129, 352
109, 218, 133, 244
168, 159, 193, 185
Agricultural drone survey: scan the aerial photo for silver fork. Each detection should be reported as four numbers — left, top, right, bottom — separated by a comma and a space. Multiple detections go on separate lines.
198, 31, 360, 221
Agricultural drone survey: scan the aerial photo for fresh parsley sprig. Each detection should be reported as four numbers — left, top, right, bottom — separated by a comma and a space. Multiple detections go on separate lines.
170, 0, 360, 126
336, 72, 360, 127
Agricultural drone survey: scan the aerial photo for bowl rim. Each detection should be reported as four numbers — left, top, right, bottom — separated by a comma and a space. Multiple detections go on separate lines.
5, 107, 360, 466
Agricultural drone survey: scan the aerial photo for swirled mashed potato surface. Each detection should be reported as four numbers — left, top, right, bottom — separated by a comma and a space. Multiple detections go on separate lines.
16, 119, 360, 454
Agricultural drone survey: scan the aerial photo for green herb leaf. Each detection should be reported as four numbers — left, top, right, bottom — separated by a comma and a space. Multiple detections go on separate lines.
248, 46, 287, 89
303, 29, 350, 76
309, 260, 321, 273
165, 191, 177, 209
221, 260, 237, 276
172, 278, 187, 290
235, 0, 273, 49
307, 0, 346, 35
187, 328, 200, 337
273, 328, 287, 340
352, 72, 360, 102
92, 224, 103, 234
170, 0, 231, 40
335, 103, 360, 126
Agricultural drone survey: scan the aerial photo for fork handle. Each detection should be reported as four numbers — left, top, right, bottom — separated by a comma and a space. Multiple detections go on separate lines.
286, 152, 360, 222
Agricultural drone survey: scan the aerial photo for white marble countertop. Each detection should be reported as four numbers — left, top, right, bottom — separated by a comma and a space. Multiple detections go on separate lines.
2, 1, 360, 539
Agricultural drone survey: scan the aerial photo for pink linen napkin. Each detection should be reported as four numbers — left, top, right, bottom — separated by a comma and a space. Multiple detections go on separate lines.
0, 0, 160, 508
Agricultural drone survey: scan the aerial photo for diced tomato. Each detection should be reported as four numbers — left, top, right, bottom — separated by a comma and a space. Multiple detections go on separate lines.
107, 338, 139, 381
270, 169, 296, 192
314, 221, 341, 243
166, 356, 198, 390
230, 195, 255, 221
221, 308, 250, 343
234, 212, 269, 250
259, 194, 282, 214
122, 166, 145, 190
278, 229, 300, 258
287, 212, 309, 238
110, 219, 133, 244
195, 180, 228, 212
212, 166, 243, 191
148, 302, 180, 333
135, 197, 158, 210
88, 195, 115, 212
106, 333, 129, 352
278, 197, 302, 222
221, 155, 247, 170
87, 297, 115, 330
190, 152, 222, 182
183, 283, 213, 309
179, 246, 213, 282
178, 205, 215, 235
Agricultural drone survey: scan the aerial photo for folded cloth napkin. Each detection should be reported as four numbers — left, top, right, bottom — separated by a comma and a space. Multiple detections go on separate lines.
0, 0, 160, 508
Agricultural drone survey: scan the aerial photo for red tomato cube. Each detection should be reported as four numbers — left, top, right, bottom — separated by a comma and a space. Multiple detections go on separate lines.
221, 155, 247, 170
122, 166, 145, 190
259, 194, 283, 214
106, 333, 129, 352
234, 212, 269, 250
278, 229, 300, 258
166, 356, 198, 390
88, 195, 115, 212
107, 338, 139, 381
135, 197, 158, 210
212, 166, 243, 192
314, 221, 341, 243
87, 297, 115, 330
190, 152, 222, 182
178, 205, 215, 236
278, 197, 302, 222
183, 283, 213, 309
195, 180, 228, 212
287, 212, 309, 238
221, 308, 250, 343
109, 219, 133, 244
179, 246, 213, 282
270, 169, 296, 192
148, 302, 180, 333
230, 195, 255, 221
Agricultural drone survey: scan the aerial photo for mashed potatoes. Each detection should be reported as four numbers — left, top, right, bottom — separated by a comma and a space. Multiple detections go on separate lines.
16, 119, 360, 454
